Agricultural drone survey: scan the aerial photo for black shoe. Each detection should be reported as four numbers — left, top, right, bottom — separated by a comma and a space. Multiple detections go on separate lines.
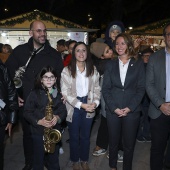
22, 164, 32, 170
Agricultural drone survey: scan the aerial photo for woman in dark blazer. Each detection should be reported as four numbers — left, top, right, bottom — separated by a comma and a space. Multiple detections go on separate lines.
102, 33, 145, 170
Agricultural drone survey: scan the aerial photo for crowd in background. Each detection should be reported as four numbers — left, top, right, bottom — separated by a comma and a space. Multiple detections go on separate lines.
0, 19, 170, 170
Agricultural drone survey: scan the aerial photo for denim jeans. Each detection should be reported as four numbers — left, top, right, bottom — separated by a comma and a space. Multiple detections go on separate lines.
67, 96, 93, 162
32, 135, 60, 170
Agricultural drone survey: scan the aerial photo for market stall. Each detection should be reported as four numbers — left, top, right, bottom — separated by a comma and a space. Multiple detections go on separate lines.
0, 10, 98, 48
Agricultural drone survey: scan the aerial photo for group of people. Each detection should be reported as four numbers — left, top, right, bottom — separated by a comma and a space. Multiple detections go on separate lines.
0, 19, 170, 170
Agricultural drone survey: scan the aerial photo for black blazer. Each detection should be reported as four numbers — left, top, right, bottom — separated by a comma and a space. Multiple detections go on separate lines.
102, 57, 145, 114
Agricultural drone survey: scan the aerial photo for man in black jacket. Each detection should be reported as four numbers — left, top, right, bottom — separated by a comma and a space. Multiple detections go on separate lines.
0, 60, 18, 170
5, 20, 63, 170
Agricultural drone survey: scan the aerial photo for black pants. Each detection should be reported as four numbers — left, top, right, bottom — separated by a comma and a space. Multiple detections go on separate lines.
150, 114, 170, 170
0, 126, 5, 170
96, 115, 109, 150
19, 107, 33, 165
96, 114, 123, 151
107, 112, 140, 170
165, 137, 170, 168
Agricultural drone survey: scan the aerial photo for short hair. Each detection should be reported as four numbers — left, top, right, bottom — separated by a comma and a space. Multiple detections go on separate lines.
57, 39, 65, 46
68, 40, 77, 47
141, 48, 154, 55
163, 22, 170, 36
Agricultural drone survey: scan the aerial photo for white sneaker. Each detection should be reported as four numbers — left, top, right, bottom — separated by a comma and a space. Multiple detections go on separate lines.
106, 153, 123, 162
92, 148, 107, 156
117, 153, 123, 162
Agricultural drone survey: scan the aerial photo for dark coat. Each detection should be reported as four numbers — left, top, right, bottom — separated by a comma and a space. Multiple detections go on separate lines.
146, 48, 166, 119
0, 60, 18, 125
102, 57, 145, 114
24, 88, 67, 135
5, 37, 63, 101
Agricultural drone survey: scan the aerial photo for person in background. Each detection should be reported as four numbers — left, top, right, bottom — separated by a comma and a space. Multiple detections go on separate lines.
0, 43, 3, 53
0, 44, 13, 63
2, 44, 13, 54
102, 33, 145, 170
104, 20, 125, 50
63, 40, 77, 67
5, 20, 63, 170
61, 42, 100, 170
146, 22, 170, 170
24, 66, 67, 170
56, 39, 66, 60
0, 60, 18, 170
136, 47, 154, 142
90, 42, 114, 157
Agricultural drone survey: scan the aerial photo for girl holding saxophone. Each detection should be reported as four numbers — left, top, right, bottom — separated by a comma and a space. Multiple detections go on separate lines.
24, 66, 67, 170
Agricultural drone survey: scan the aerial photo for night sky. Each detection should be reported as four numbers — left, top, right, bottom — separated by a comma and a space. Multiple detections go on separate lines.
0, 0, 170, 33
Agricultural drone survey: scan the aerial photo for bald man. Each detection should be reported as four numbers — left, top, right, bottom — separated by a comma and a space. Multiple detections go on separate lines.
5, 20, 63, 170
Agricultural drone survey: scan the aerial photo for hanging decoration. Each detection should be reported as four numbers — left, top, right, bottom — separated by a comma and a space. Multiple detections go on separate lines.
129, 19, 170, 35
0, 10, 84, 29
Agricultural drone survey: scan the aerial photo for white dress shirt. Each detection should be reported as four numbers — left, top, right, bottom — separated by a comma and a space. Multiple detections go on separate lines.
75, 65, 89, 109
119, 58, 131, 86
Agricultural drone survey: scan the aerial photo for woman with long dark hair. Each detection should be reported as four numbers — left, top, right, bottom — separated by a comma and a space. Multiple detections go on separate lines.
61, 42, 101, 170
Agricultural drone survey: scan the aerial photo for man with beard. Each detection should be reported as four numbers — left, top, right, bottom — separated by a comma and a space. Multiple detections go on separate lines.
146, 22, 170, 170
5, 20, 63, 170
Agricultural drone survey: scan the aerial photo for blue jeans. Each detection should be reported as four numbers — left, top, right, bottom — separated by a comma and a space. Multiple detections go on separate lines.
32, 135, 60, 170
67, 96, 93, 162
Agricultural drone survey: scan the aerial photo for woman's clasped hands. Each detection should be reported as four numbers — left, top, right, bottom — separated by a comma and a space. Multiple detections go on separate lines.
115, 107, 131, 117
81, 103, 97, 113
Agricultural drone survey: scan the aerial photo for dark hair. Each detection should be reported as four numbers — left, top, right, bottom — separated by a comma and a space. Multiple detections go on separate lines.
57, 39, 65, 46
114, 33, 136, 57
68, 40, 77, 47
163, 22, 170, 36
0, 43, 3, 52
34, 66, 57, 89
141, 47, 154, 55
3, 44, 13, 53
68, 42, 94, 78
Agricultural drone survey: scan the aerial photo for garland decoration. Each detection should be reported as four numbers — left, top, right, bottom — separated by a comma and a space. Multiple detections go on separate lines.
0, 10, 84, 29
129, 19, 170, 35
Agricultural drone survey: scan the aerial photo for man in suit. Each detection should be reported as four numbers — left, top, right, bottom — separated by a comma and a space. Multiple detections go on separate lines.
146, 22, 170, 170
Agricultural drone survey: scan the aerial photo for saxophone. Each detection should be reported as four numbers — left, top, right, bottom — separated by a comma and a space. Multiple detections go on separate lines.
44, 88, 61, 153
13, 45, 45, 89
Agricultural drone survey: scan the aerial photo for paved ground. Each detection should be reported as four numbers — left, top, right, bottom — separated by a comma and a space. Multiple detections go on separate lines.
4, 115, 151, 170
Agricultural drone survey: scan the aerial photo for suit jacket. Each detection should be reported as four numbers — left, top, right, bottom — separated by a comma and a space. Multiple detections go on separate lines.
102, 57, 145, 114
60, 66, 101, 122
146, 48, 166, 119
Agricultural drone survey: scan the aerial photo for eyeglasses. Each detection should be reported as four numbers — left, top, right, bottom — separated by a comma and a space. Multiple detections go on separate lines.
42, 76, 55, 81
31, 29, 47, 34
164, 33, 170, 38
